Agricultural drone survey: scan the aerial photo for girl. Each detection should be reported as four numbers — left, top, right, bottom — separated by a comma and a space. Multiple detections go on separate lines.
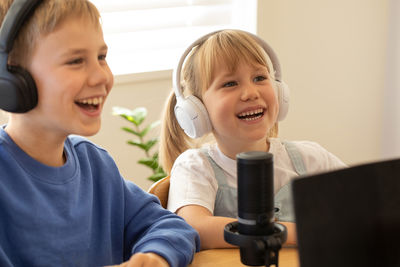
159, 29, 346, 250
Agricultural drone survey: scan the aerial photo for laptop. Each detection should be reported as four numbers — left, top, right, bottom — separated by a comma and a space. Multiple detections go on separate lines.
291, 158, 400, 267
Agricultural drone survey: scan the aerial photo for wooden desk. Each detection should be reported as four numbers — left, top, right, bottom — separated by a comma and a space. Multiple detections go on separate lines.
189, 247, 299, 267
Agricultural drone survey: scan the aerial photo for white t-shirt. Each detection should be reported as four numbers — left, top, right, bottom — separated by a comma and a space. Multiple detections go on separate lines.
167, 138, 347, 214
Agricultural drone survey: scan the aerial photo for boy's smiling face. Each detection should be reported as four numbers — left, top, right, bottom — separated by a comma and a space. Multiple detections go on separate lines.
26, 15, 113, 138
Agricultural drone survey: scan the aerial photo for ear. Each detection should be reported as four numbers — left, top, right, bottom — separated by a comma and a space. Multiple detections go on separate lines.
174, 94, 212, 139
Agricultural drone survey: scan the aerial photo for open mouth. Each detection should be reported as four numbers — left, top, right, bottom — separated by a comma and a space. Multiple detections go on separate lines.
75, 97, 103, 111
237, 108, 264, 121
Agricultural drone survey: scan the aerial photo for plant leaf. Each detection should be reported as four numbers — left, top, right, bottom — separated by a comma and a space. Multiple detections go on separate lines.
139, 120, 160, 137
130, 107, 147, 125
138, 157, 159, 170
113, 105, 165, 184
147, 172, 168, 182
112, 107, 136, 124
129, 139, 158, 152
127, 140, 147, 150
138, 125, 150, 137
112, 106, 132, 116
149, 120, 161, 129
121, 127, 141, 137
142, 138, 158, 152
112, 106, 147, 126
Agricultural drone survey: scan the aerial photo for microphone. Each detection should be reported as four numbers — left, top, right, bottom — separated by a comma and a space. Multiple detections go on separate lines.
237, 151, 275, 236
224, 151, 287, 266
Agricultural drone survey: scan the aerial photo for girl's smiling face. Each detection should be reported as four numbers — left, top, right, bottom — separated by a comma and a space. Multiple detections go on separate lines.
202, 60, 279, 158
26, 15, 113, 138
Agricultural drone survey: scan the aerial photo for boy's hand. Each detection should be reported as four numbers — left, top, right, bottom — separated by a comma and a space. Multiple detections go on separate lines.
107, 253, 169, 267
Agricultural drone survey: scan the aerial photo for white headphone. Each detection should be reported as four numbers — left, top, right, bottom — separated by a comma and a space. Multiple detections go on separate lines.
173, 29, 290, 139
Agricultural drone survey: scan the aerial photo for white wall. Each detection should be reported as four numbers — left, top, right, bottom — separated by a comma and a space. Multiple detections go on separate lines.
257, 0, 390, 166
1, 1, 394, 190
382, 0, 400, 159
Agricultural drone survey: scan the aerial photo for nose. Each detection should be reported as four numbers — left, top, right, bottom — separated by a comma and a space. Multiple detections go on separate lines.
240, 83, 259, 101
87, 61, 113, 90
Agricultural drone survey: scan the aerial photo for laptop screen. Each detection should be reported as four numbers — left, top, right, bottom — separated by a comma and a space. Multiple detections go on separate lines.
292, 158, 400, 267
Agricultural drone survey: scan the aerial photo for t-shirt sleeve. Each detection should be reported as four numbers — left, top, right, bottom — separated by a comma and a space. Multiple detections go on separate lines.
296, 141, 347, 173
167, 149, 218, 214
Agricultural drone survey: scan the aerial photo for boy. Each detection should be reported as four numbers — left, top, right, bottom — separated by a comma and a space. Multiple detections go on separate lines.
0, 1, 199, 266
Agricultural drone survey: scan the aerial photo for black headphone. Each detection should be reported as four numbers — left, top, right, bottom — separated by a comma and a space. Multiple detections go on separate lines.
0, 0, 43, 113
173, 30, 290, 139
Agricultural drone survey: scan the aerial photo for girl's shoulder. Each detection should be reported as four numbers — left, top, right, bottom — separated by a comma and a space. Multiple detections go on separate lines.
172, 143, 233, 178
270, 138, 332, 154
174, 143, 220, 164
172, 146, 212, 175
270, 138, 347, 170
175, 146, 208, 163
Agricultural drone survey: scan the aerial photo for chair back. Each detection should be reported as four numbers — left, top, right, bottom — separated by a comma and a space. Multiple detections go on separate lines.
148, 175, 170, 209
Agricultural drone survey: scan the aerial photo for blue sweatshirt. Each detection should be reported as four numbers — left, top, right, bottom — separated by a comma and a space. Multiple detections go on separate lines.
0, 127, 200, 267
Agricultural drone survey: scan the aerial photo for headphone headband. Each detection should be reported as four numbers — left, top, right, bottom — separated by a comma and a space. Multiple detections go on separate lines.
0, 0, 43, 53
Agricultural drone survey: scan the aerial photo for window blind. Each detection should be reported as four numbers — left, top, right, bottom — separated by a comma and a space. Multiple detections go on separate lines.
91, 0, 257, 75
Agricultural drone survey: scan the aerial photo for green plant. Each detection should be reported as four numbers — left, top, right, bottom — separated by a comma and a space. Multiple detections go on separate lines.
112, 106, 167, 182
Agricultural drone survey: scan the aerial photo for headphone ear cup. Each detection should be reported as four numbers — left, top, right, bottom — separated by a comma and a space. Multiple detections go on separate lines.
4, 65, 38, 113
275, 80, 290, 121
174, 95, 212, 139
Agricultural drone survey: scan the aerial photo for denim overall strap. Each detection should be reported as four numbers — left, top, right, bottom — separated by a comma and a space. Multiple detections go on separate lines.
274, 141, 307, 222
282, 141, 307, 176
201, 149, 237, 218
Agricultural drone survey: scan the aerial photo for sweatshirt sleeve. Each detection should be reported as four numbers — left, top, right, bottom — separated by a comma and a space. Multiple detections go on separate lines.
122, 180, 200, 267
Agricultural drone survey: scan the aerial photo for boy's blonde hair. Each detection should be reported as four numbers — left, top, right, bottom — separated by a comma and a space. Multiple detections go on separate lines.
159, 30, 279, 173
0, 0, 101, 68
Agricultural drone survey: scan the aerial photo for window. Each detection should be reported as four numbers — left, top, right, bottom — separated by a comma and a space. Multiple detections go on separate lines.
91, 0, 257, 75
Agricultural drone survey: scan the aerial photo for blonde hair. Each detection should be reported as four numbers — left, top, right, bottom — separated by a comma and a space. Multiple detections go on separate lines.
0, 0, 101, 68
159, 30, 279, 173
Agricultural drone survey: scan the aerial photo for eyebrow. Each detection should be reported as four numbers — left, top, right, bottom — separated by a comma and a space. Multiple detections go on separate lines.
253, 65, 269, 71
60, 45, 108, 57
218, 65, 268, 77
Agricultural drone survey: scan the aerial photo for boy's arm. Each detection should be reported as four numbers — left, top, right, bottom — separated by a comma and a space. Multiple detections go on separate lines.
123, 182, 200, 267
177, 205, 297, 250
108, 253, 169, 267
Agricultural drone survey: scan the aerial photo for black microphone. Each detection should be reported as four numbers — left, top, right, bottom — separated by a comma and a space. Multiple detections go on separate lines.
237, 151, 275, 236
224, 151, 287, 266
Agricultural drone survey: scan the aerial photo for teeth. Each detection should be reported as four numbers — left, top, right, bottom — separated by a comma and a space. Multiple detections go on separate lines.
241, 114, 262, 121
238, 108, 263, 117
76, 97, 103, 105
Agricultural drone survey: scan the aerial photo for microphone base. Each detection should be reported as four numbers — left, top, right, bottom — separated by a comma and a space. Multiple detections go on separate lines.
224, 221, 287, 266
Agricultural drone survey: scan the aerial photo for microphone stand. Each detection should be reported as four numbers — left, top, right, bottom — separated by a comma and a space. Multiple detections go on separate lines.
224, 221, 287, 267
